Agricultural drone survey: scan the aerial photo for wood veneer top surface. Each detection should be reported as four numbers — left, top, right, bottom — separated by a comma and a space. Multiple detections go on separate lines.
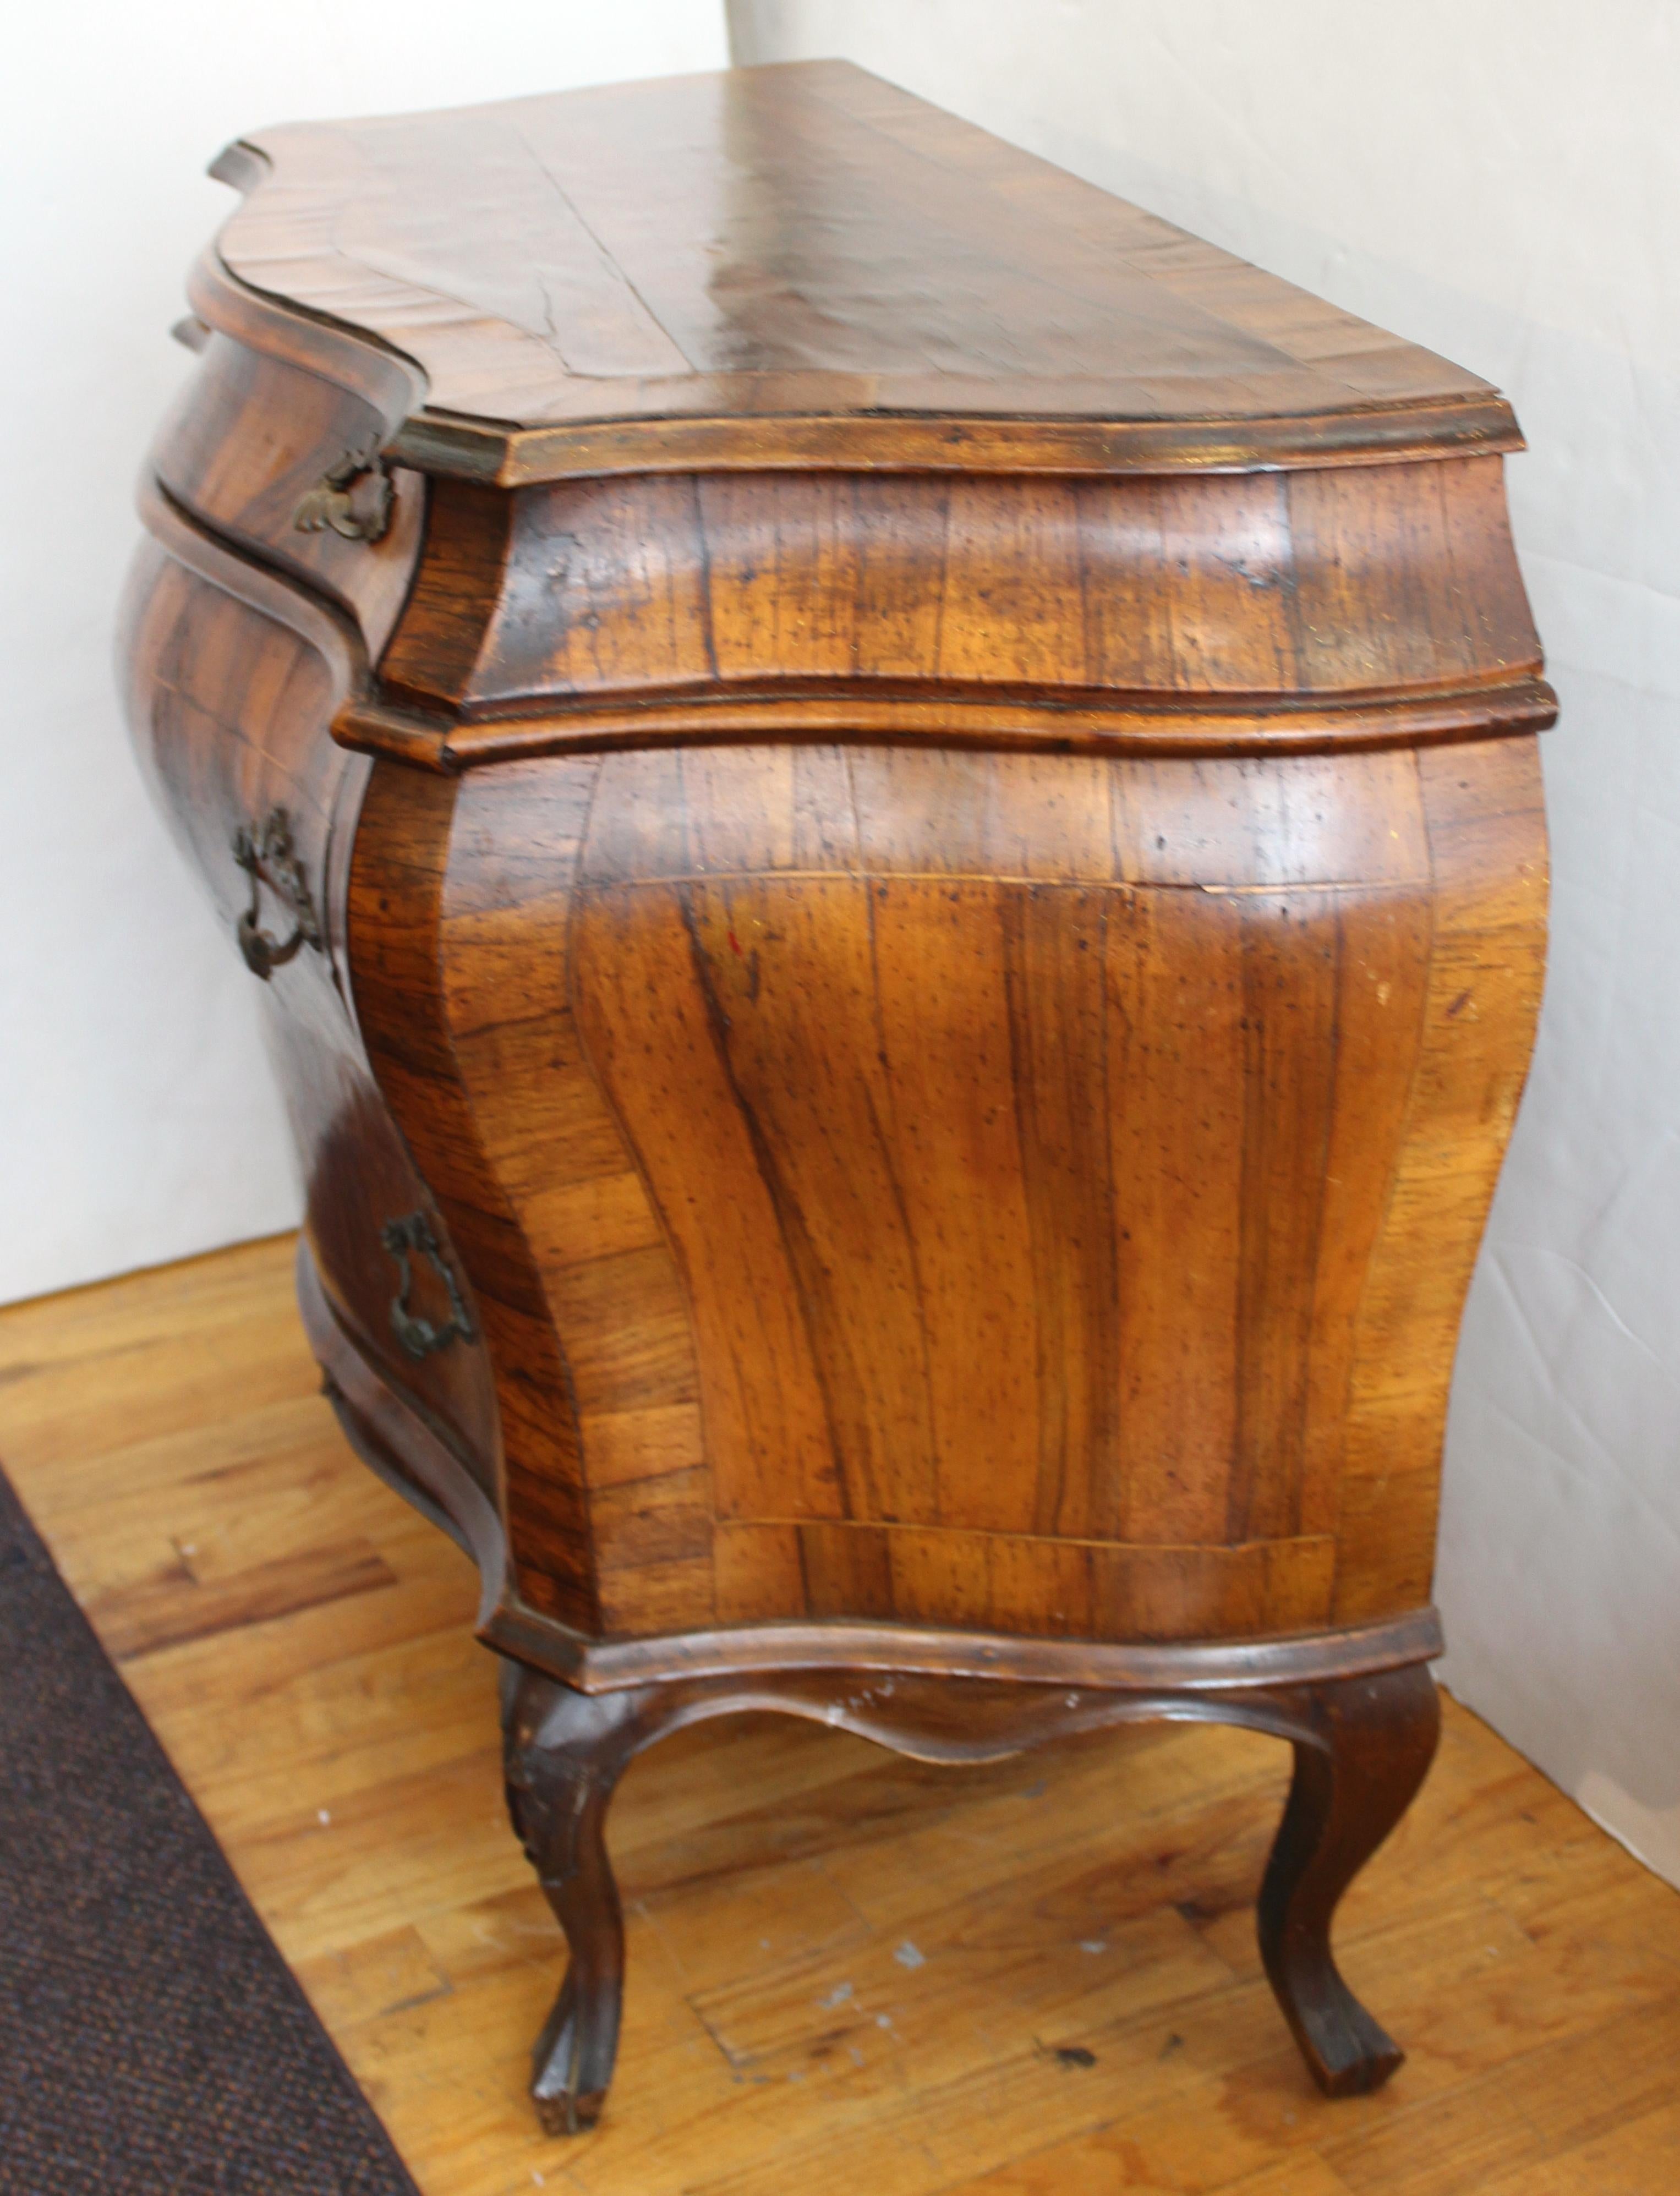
218, 60, 1500, 442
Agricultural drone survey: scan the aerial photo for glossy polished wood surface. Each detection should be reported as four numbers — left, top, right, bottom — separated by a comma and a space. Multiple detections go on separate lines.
342, 733, 1542, 1653
212, 61, 1518, 483
120, 63, 1552, 2124
345, 456, 1552, 771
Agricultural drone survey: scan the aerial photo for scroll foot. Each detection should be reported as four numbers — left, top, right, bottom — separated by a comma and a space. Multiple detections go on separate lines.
1256, 1661, 1440, 2096
501, 1664, 659, 2133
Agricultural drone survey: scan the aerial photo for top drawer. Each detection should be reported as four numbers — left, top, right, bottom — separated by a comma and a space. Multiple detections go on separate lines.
150, 332, 423, 662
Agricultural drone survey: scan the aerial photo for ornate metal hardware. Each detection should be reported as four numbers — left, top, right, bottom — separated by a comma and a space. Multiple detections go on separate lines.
382, 1213, 476, 1360
231, 807, 322, 979
292, 439, 393, 544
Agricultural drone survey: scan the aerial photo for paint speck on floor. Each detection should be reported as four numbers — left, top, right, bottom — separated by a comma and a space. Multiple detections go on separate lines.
894, 1941, 925, 1969
817, 1981, 853, 2009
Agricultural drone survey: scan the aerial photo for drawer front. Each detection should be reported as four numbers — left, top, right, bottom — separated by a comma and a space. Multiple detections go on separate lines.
120, 537, 500, 1498
122, 540, 343, 937
151, 332, 424, 662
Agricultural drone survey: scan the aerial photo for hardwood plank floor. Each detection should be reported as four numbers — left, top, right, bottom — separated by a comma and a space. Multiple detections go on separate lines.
2, 1234, 1677, 2195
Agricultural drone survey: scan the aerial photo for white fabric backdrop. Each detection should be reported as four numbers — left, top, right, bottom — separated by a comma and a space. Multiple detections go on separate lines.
0, 1, 729, 1305
725, 0, 1680, 1883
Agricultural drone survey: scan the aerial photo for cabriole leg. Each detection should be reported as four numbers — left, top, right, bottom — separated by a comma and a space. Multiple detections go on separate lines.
499, 1651, 1440, 2126
501, 1664, 661, 2134
1256, 1661, 1441, 2096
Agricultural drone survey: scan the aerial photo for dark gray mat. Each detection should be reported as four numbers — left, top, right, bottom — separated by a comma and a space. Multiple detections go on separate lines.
0, 1466, 423, 2195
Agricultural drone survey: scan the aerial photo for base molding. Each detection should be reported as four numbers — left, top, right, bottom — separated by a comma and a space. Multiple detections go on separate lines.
488, 1594, 1441, 1697
300, 1235, 1441, 1700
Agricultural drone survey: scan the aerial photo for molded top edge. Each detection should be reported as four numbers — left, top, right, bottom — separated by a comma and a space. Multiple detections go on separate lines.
205, 61, 1519, 479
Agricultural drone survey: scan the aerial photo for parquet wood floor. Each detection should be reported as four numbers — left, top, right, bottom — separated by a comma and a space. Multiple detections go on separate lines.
3, 1235, 1677, 2195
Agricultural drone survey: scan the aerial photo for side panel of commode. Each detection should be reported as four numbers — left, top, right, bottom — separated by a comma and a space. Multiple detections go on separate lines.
411, 733, 1542, 1643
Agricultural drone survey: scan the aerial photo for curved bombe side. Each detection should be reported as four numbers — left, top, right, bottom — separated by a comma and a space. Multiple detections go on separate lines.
347, 725, 1545, 1655
119, 474, 504, 1562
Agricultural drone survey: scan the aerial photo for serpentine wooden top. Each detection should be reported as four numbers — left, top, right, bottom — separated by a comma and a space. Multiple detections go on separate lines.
205, 60, 1518, 484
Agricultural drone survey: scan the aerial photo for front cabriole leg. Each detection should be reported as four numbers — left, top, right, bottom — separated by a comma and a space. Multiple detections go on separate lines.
501, 1663, 664, 2133
1256, 1660, 1441, 2096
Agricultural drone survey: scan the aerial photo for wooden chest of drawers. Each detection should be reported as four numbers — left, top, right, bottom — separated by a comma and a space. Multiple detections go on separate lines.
121, 61, 1550, 2132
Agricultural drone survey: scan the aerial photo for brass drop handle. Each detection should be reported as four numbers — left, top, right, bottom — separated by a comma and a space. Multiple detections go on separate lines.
232, 807, 322, 979
382, 1213, 476, 1360
292, 439, 393, 544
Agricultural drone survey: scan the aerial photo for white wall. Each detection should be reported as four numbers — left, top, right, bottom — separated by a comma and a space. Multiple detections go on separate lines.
730, 1, 1680, 1882
0, 1, 729, 1306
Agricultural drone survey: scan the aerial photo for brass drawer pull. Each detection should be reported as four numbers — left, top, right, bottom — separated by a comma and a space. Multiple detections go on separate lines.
232, 807, 321, 979
292, 440, 393, 544
382, 1213, 476, 1360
